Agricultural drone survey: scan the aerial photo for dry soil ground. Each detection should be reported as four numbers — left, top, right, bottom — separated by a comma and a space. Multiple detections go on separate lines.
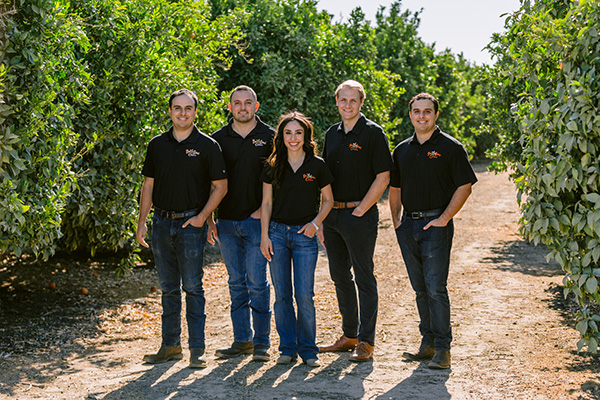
1, 162, 600, 400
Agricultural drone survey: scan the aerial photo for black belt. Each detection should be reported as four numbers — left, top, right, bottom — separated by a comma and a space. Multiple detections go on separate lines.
154, 207, 200, 219
404, 208, 444, 220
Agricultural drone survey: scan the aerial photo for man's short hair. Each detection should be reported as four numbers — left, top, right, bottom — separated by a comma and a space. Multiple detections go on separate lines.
229, 85, 258, 103
169, 88, 198, 110
409, 92, 439, 114
335, 80, 366, 102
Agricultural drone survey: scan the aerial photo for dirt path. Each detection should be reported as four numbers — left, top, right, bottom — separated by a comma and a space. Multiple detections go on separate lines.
1, 163, 599, 399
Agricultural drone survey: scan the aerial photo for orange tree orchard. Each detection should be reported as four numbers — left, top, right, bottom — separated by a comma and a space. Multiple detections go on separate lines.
487, 0, 600, 352
0, 0, 486, 263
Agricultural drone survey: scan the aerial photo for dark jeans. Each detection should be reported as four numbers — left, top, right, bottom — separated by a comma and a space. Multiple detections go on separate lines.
323, 206, 379, 346
395, 215, 454, 351
151, 214, 207, 350
216, 217, 271, 347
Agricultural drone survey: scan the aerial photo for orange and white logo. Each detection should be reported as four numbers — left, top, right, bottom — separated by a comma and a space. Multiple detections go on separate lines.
349, 142, 362, 151
186, 149, 200, 157
253, 139, 267, 147
303, 173, 316, 182
428, 151, 441, 159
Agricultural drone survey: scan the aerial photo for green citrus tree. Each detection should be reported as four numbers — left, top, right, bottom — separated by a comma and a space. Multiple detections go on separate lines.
488, 0, 600, 352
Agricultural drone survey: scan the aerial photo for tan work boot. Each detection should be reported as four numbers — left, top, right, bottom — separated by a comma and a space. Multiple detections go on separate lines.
143, 345, 183, 364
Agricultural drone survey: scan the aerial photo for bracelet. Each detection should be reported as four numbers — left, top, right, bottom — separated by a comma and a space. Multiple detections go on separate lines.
311, 221, 319, 230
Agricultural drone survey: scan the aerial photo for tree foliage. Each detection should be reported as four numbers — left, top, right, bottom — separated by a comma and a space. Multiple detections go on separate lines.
0, 0, 242, 261
488, 0, 600, 352
1, 0, 488, 268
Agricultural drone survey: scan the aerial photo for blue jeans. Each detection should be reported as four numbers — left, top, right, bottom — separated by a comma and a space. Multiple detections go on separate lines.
322, 206, 379, 346
395, 215, 454, 351
151, 214, 208, 350
268, 221, 319, 361
216, 217, 271, 347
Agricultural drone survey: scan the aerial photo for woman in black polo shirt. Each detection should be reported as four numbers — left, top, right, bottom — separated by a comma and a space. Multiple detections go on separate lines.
260, 111, 334, 367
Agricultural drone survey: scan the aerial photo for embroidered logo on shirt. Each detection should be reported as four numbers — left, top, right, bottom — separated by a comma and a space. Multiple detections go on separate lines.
428, 151, 441, 159
349, 142, 362, 151
253, 139, 267, 147
186, 149, 200, 157
303, 173, 316, 182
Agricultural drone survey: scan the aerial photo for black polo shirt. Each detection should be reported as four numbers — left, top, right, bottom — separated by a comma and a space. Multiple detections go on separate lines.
211, 117, 275, 220
390, 127, 477, 213
323, 114, 392, 201
142, 126, 227, 212
261, 155, 334, 226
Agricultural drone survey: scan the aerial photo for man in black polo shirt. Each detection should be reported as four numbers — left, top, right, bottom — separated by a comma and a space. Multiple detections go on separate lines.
136, 88, 228, 369
389, 92, 477, 369
209, 86, 275, 361
319, 80, 392, 362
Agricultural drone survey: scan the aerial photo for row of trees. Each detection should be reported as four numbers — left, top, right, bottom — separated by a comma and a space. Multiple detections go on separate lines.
2, 0, 599, 352
488, 0, 600, 352
0, 0, 487, 262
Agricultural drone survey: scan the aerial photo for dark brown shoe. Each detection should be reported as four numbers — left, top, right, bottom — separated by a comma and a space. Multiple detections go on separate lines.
402, 343, 435, 361
349, 342, 374, 362
189, 349, 207, 369
428, 350, 451, 369
319, 335, 358, 352
215, 341, 253, 359
142, 345, 183, 364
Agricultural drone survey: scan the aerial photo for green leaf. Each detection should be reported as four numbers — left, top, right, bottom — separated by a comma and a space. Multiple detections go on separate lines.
584, 193, 600, 204
577, 320, 589, 336
589, 337, 598, 353
577, 338, 587, 352
585, 276, 598, 293
540, 99, 550, 115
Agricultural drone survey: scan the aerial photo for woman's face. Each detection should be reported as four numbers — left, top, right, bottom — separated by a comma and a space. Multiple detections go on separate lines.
283, 120, 305, 153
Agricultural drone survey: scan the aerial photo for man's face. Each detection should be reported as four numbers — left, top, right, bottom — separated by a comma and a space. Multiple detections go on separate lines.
229, 90, 258, 123
336, 87, 364, 122
409, 99, 438, 135
169, 94, 197, 131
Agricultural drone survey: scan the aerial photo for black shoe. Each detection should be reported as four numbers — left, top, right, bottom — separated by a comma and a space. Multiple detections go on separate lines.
189, 349, 207, 368
142, 345, 183, 364
252, 344, 270, 362
402, 343, 435, 361
215, 341, 254, 359
428, 350, 451, 369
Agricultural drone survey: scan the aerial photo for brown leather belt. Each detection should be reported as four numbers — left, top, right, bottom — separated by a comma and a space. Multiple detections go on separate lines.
332, 201, 360, 209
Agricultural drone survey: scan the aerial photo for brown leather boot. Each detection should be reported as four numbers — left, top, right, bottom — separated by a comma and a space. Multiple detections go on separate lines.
428, 350, 451, 369
402, 343, 435, 361
142, 345, 183, 364
319, 335, 358, 352
349, 342, 374, 362
189, 349, 207, 369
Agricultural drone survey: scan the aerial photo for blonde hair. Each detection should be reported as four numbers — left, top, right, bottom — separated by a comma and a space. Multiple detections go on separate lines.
335, 80, 366, 102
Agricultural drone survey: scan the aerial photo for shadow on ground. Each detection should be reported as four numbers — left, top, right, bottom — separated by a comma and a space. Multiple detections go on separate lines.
483, 239, 563, 277
0, 245, 221, 397
98, 353, 374, 399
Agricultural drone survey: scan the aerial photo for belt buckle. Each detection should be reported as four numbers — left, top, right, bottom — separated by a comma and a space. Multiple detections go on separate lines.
411, 211, 423, 219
